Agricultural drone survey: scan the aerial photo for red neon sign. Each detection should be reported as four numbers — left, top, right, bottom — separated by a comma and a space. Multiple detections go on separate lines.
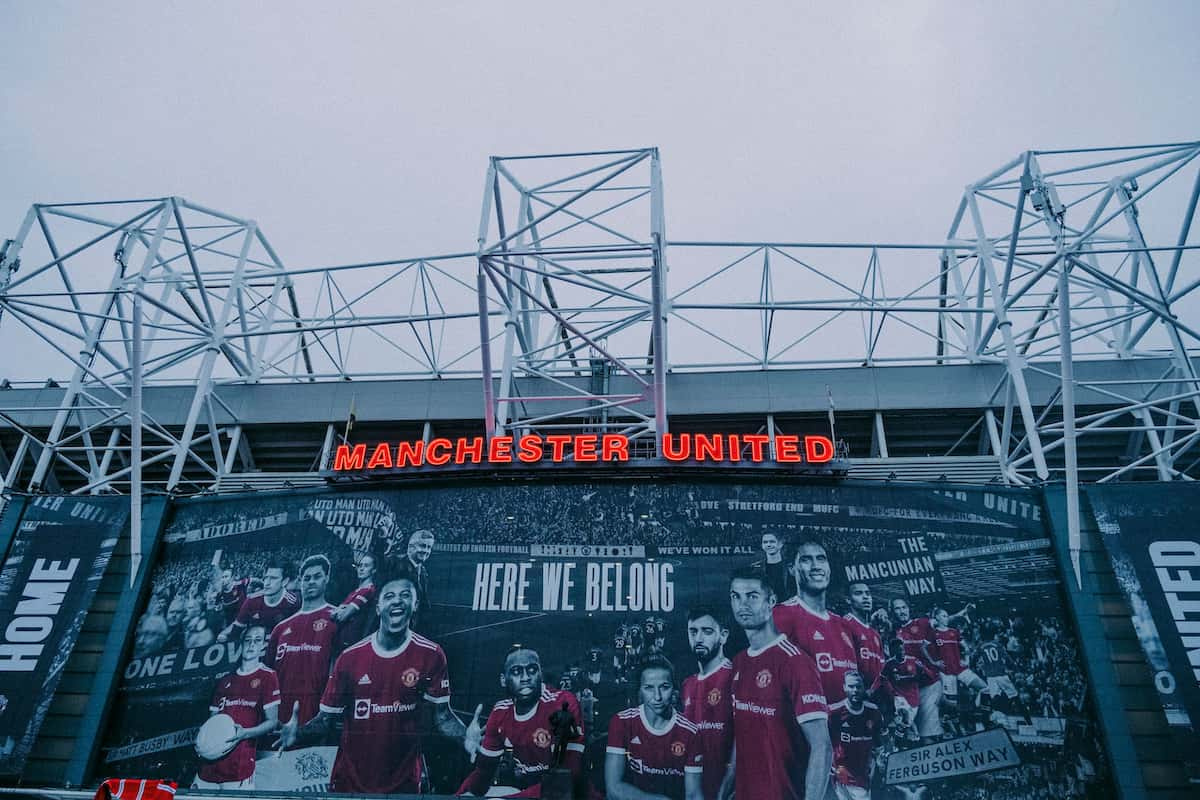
331, 433, 835, 471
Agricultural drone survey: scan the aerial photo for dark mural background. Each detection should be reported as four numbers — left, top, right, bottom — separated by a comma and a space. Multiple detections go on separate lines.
100, 480, 1114, 799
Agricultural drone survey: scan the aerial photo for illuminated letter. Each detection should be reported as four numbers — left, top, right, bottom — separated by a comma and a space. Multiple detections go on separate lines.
488, 436, 514, 463
395, 440, 425, 467
455, 437, 484, 464
574, 434, 599, 462
776, 435, 801, 463
517, 436, 543, 463
426, 438, 452, 466
694, 434, 723, 461
333, 444, 367, 471
661, 434, 691, 461
366, 443, 394, 469
804, 435, 834, 463
742, 434, 769, 462
601, 434, 629, 462
727, 434, 741, 461
546, 435, 572, 462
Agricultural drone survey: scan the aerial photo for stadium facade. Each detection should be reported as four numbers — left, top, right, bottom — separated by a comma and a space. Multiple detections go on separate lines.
1, 145, 1199, 799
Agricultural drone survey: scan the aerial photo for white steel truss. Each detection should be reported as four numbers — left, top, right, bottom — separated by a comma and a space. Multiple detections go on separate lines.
0, 142, 1198, 508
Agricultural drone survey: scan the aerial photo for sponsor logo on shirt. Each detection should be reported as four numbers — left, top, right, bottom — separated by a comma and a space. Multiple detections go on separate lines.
277, 642, 324, 659
354, 698, 417, 719
755, 669, 772, 689
354, 699, 371, 719
732, 698, 777, 716
697, 720, 725, 731
816, 652, 834, 671
813, 631, 825, 641
630, 735, 642, 744
802, 693, 825, 704
219, 698, 258, 709
358, 674, 372, 685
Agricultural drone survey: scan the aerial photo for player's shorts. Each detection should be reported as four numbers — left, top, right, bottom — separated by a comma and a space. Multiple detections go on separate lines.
986, 675, 1018, 699
940, 673, 959, 697
192, 776, 254, 790
834, 783, 870, 800
958, 668, 985, 692
917, 681, 943, 738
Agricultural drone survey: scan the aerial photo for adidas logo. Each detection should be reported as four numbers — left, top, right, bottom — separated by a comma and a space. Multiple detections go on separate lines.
630, 736, 641, 744
813, 631, 825, 641
283, 628, 292, 636
358, 675, 372, 685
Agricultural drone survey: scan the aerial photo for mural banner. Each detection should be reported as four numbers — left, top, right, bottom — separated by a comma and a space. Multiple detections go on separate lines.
103, 482, 1111, 798
0, 495, 128, 774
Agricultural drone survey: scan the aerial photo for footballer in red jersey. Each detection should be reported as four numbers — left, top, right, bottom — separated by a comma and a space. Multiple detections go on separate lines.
193, 625, 280, 790
890, 599, 972, 742
332, 552, 378, 649
267, 555, 338, 729
773, 539, 860, 706
828, 671, 883, 800
871, 638, 938, 737
605, 656, 704, 800
276, 576, 467, 794
216, 566, 248, 628
458, 646, 585, 797
842, 582, 885, 688
219, 558, 299, 642
680, 605, 734, 800
729, 566, 832, 800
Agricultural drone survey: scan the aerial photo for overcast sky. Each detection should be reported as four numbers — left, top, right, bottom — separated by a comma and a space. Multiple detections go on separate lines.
5, 1, 1199, 268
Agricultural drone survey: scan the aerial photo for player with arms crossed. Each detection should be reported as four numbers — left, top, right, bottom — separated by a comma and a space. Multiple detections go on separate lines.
275, 575, 467, 794
193, 624, 280, 790
458, 645, 585, 797
605, 656, 704, 800
727, 565, 832, 800
828, 671, 883, 800
219, 558, 299, 642
842, 582, 885, 688
679, 606, 733, 800
774, 538, 860, 707
268, 554, 338, 730
332, 552, 378, 648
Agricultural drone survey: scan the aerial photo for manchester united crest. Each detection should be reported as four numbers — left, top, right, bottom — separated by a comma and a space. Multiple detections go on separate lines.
706, 687, 722, 706
314, 618, 329, 632
533, 727, 552, 749
755, 669, 772, 688
670, 741, 686, 757
401, 667, 421, 688
250, 678, 261, 689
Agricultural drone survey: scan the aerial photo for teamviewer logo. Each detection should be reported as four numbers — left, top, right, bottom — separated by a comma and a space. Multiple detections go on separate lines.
816, 652, 833, 672
354, 699, 371, 719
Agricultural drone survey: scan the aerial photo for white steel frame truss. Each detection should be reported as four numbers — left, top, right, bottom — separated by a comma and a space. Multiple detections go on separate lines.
0, 142, 1198, 511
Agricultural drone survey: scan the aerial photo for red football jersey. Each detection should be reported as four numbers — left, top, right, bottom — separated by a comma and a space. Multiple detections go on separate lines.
218, 581, 247, 627
234, 591, 299, 634
895, 616, 939, 686
871, 655, 935, 709
319, 631, 451, 794
197, 664, 280, 783
773, 598, 859, 705
930, 626, 964, 675
842, 613, 885, 687
680, 658, 734, 800
731, 635, 828, 800
828, 700, 883, 789
606, 707, 703, 800
267, 604, 338, 726
459, 686, 584, 794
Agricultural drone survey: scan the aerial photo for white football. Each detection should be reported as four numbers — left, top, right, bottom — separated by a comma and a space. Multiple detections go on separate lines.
195, 713, 238, 761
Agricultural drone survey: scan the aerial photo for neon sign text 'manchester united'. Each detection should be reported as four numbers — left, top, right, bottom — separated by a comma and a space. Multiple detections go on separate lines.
332, 433, 835, 471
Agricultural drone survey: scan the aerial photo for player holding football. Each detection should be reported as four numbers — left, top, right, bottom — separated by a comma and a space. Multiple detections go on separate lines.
828, 671, 883, 800
605, 656, 704, 800
842, 582, 885, 688
727, 565, 832, 800
268, 554, 338, 729
679, 606, 733, 800
218, 558, 299, 642
773, 538, 860, 706
193, 624, 280, 790
457, 645, 585, 797
275, 575, 467, 794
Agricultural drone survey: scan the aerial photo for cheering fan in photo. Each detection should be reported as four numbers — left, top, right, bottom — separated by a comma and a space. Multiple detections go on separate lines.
267, 554, 339, 732
193, 624, 280, 790
605, 656, 703, 800
728, 566, 832, 800
679, 606, 734, 800
457, 646, 585, 797
773, 538, 860, 706
274, 575, 467, 794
